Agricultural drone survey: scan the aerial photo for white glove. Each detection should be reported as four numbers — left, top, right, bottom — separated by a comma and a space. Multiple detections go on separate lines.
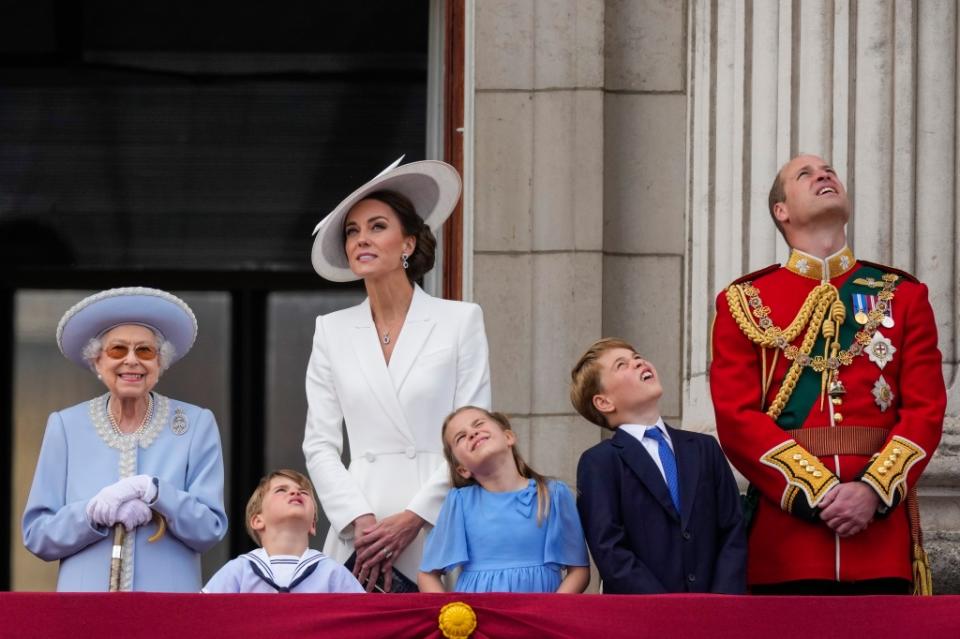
86, 475, 158, 527
115, 499, 153, 532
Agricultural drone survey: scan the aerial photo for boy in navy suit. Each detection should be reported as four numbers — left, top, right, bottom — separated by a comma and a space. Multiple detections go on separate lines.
571, 338, 746, 594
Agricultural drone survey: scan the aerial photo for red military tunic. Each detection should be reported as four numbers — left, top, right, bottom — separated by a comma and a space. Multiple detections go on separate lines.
711, 245, 945, 586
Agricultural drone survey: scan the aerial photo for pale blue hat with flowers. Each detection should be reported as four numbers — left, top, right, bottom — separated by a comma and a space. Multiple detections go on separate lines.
56, 287, 198, 369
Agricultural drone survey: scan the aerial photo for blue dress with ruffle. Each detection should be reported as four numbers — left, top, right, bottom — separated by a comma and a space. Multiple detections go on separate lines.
419, 479, 589, 592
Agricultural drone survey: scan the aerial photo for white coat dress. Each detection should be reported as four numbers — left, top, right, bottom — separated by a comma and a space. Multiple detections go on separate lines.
302, 285, 491, 580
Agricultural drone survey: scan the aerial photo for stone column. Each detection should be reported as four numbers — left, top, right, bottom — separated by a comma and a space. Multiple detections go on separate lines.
471, 0, 605, 486
603, 0, 689, 424
686, 0, 960, 591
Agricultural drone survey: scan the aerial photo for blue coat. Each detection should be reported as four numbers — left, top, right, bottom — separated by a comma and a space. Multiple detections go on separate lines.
22, 394, 228, 591
576, 425, 746, 594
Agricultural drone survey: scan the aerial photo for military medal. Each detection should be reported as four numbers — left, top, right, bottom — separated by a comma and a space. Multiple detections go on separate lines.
866, 294, 894, 328
171, 407, 189, 435
879, 298, 895, 328
872, 375, 894, 411
866, 331, 896, 369
852, 293, 869, 325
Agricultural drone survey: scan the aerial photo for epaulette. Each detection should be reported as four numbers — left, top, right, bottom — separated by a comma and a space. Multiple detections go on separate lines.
727, 263, 780, 287
858, 259, 919, 284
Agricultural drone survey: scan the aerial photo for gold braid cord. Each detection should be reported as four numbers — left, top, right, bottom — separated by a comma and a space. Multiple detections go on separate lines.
726, 283, 835, 419
724, 273, 899, 420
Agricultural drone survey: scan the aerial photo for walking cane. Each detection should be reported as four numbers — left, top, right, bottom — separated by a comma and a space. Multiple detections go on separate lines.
108, 524, 125, 592
108, 511, 167, 592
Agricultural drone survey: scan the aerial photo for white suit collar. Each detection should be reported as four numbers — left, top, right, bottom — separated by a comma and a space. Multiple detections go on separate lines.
346, 285, 436, 444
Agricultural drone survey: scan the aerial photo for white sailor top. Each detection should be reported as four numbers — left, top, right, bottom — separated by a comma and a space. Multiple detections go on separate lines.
202, 548, 363, 593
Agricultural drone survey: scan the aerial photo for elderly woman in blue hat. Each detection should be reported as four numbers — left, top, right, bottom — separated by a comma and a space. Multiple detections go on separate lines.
22, 287, 228, 591
304, 158, 491, 591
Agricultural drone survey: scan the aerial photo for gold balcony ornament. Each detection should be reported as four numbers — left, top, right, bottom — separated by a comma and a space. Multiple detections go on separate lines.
438, 601, 478, 639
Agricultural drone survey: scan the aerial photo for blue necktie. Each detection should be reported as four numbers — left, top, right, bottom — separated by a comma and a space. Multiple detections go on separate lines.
645, 427, 681, 514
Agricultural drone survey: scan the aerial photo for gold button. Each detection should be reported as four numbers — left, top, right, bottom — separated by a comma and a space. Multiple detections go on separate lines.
831, 397, 842, 405
878, 467, 888, 475
893, 447, 902, 455
883, 460, 893, 468
792, 454, 802, 461
807, 466, 816, 474
888, 455, 897, 462
833, 413, 843, 423
799, 459, 808, 467
813, 471, 823, 478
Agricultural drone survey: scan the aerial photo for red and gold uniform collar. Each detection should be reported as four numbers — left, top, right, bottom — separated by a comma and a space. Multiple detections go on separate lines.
785, 245, 856, 281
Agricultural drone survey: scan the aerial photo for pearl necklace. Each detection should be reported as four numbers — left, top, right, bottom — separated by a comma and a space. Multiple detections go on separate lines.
107, 393, 154, 436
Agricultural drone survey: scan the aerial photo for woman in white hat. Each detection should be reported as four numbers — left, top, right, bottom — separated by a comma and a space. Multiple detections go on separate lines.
22, 287, 228, 591
304, 158, 491, 591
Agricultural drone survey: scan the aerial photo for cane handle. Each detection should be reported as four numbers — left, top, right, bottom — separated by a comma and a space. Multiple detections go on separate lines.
147, 510, 167, 543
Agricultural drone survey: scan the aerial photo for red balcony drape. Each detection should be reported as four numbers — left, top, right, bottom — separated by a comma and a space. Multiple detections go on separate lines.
2, 592, 959, 639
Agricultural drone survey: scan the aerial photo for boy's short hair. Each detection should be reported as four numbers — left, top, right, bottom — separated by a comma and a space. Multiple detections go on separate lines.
570, 337, 637, 429
245, 469, 318, 546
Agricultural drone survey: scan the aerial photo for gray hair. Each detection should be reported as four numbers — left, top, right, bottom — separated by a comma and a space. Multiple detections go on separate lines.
82, 328, 176, 374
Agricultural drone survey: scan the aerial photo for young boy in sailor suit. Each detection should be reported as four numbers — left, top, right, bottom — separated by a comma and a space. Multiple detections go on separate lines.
202, 470, 362, 593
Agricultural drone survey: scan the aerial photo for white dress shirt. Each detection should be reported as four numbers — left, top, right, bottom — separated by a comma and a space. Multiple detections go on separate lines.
620, 418, 673, 482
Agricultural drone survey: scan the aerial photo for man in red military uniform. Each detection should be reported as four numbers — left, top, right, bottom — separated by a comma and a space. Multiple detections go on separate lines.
711, 153, 946, 594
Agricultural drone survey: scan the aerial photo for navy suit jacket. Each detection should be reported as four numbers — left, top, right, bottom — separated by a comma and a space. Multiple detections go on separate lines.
576, 424, 746, 594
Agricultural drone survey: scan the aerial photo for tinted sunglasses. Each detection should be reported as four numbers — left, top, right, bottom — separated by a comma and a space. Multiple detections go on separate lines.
104, 344, 158, 361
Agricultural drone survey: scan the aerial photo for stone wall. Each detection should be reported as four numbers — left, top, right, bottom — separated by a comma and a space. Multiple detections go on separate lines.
471, 0, 689, 482
472, 0, 608, 492
468, 0, 960, 591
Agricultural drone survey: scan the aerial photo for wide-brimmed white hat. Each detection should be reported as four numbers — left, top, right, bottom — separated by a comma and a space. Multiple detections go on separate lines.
56, 287, 198, 369
310, 157, 462, 282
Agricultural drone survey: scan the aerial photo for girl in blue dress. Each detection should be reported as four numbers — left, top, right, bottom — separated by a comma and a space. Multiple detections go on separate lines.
418, 406, 590, 593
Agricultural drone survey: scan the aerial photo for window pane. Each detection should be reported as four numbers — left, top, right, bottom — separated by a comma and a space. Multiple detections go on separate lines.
12, 291, 100, 591
152, 292, 232, 581
265, 290, 365, 546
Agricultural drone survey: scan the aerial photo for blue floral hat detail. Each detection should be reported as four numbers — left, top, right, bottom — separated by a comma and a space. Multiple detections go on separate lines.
56, 287, 198, 369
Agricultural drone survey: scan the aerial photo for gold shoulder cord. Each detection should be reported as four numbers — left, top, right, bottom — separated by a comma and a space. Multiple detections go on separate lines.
724, 273, 899, 421
725, 283, 836, 419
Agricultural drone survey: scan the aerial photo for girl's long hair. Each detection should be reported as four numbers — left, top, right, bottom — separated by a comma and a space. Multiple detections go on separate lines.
441, 406, 551, 525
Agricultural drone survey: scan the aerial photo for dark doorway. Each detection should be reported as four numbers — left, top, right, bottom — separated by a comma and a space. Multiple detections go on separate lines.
0, 1, 431, 590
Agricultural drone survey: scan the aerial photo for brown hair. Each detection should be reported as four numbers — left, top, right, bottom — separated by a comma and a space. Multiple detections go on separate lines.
569, 337, 637, 429
360, 190, 437, 282
245, 469, 318, 546
441, 406, 551, 525
767, 167, 787, 240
